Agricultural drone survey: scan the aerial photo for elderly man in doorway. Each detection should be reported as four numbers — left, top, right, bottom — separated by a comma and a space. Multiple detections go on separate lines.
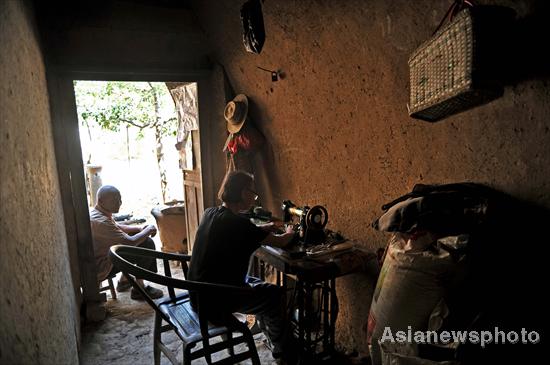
90, 185, 163, 300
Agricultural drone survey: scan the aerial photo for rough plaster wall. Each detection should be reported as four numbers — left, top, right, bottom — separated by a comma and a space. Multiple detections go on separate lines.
38, 1, 210, 72
191, 0, 550, 353
0, 1, 79, 363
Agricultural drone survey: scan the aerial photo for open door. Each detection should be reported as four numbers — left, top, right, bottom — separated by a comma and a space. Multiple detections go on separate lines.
182, 131, 203, 252
170, 83, 203, 252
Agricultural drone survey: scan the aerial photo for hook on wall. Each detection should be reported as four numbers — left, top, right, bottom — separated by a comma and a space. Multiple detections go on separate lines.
256, 66, 283, 82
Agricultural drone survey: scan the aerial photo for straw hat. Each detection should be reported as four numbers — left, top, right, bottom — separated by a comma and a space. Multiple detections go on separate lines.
224, 94, 249, 134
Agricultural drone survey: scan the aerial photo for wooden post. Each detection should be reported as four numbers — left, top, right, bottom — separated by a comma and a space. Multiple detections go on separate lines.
47, 74, 105, 320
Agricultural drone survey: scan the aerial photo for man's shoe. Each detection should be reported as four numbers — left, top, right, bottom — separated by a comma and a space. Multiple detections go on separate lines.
116, 280, 132, 292
131, 285, 164, 300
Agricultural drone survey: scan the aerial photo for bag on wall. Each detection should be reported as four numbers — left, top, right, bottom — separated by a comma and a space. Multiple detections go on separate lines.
241, 0, 266, 54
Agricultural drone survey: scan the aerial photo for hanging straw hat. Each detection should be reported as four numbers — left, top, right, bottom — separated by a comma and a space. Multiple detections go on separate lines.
224, 94, 249, 134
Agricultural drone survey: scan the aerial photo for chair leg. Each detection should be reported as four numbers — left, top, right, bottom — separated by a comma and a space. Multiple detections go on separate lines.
108, 277, 117, 300
183, 345, 192, 365
153, 313, 162, 365
249, 341, 261, 364
243, 330, 260, 365
221, 332, 234, 356
203, 337, 213, 365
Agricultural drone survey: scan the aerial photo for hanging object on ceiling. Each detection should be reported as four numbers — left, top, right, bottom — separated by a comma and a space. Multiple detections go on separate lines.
241, 0, 266, 54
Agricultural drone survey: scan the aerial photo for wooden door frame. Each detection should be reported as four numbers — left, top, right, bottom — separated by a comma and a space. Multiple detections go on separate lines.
47, 67, 215, 319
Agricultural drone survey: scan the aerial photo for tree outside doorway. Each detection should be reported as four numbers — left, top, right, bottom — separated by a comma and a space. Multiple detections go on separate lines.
74, 81, 183, 220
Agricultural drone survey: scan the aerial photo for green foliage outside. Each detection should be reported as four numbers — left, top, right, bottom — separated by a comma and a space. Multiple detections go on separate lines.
74, 81, 179, 202
74, 81, 177, 139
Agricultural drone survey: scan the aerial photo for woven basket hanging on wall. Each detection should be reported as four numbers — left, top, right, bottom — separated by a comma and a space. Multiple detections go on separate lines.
408, 4, 515, 122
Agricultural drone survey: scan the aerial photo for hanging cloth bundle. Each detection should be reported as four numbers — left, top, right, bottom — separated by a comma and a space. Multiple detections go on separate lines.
240, 0, 266, 54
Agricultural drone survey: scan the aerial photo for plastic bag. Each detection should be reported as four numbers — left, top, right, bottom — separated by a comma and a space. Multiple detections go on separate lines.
240, 0, 265, 54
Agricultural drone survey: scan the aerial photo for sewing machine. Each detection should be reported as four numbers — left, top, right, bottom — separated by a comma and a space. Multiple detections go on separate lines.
282, 200, 329, 245
253, 201, 366, 360
245, 200, 347, 258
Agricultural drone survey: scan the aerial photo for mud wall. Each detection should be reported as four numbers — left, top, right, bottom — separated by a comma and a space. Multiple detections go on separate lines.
0, 1, 79, 363
36, 1, 211, 74
190, 0, 550, 353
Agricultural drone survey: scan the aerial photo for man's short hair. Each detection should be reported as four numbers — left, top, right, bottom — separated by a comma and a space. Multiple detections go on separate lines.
96, 185, 120, 203
218, 171, 254, 204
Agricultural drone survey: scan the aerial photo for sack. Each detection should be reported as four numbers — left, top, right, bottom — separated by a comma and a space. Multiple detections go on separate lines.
241, 0, 266, 54
368, 235, 462, 365
408, 4, 515, 122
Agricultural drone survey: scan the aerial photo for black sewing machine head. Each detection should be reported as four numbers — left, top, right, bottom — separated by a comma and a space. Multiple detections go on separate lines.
282, 200, 329, 245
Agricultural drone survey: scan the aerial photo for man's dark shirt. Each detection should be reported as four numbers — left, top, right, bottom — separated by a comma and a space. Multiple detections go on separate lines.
188, 206, 269, 288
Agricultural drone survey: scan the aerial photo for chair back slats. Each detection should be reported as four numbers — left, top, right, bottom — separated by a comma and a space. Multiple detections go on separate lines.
108, 245, 261, 365
162, 258, 177, 299
181, 260, 189, 278
163, 258, 172, 277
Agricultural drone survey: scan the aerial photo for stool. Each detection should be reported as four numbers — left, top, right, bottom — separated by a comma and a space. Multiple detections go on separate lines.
99, 274, 117, 300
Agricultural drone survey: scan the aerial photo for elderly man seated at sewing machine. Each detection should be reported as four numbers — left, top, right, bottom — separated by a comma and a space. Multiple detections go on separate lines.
187, 170, 300, 362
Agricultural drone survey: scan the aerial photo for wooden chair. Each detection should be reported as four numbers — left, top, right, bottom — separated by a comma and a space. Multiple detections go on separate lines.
109, 245, 261, 365
99, 273, 117, 300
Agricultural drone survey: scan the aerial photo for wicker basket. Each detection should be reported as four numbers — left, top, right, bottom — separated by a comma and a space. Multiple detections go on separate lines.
408, 7, 511, 122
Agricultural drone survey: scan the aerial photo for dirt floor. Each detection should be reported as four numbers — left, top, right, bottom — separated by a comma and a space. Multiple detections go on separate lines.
79, 236, 369, 365
80, 273, 278, 365
79, 274, 370, 365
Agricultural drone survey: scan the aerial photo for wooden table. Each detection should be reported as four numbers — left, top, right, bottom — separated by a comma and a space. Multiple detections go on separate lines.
254, 243, 376, 361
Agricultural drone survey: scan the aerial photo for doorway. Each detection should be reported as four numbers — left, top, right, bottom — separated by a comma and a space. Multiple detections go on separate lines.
72, 80, 203, 255
46, 68, 220, 321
